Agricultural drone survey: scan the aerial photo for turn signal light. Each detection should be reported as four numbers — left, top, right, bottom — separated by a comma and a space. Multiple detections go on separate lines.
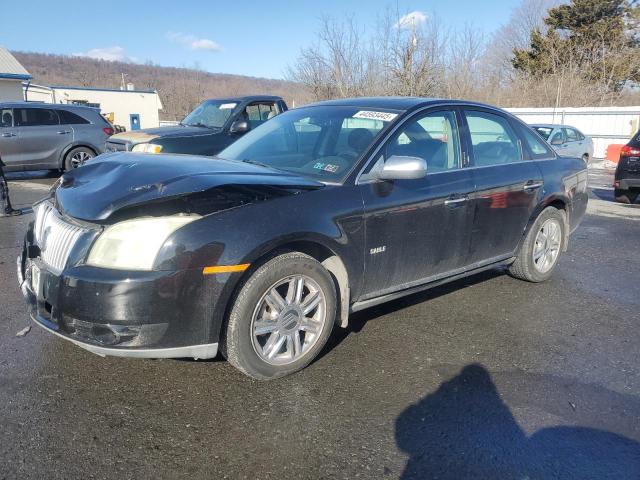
103, 127, 115, 136
620, 145, 640, 157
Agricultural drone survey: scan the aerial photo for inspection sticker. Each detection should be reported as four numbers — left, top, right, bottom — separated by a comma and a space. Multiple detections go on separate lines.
353, 110, 398, 122
220, 103, 237, 109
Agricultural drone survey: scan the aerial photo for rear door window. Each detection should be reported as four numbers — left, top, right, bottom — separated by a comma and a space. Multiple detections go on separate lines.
515, 124, 555, 160
14, 108, 59, 127
464, 110, 522, 166
58, 109, 90, 125
563, 128, 578, 142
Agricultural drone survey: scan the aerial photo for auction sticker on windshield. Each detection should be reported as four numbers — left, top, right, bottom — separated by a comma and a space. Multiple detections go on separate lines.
220, 103, 237, 109
353, 111, 398, 122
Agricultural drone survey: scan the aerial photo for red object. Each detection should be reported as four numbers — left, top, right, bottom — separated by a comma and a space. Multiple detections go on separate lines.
606, 144, 623, 162
103, 127, 115, 136
620, 145, 640, 157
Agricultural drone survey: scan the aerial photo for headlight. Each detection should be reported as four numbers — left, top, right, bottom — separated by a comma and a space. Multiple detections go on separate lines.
87, 215, 199, 270
132, 143, 163, 154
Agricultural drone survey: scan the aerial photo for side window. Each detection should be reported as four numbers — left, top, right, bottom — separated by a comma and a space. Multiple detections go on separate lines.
243, 103, 278, 129
245, 104, 261, 122
385, 110, 460, 173
58, 110, 90, 125
516, 124, 555, 159
258, 103, 278, 121
465, 110, 522, 166
14, 108, 59, 127
549, 130, 564, 145
0, 109, 12, 127
563, 128, 578, 142
575, 129, 585, 141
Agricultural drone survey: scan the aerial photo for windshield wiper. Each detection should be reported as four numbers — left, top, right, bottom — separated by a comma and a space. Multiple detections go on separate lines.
241, 159, 273, 169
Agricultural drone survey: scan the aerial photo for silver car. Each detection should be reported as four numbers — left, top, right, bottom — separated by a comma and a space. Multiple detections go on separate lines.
531, 124, 594, 163
0, 102, 114, 172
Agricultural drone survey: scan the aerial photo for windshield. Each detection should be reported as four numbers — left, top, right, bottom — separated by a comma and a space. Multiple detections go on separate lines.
533, 126, 553, 140
182, 100, 238, 129
218, 105, 399, 182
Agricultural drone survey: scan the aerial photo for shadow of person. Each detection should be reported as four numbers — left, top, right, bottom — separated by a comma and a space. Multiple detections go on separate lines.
396, 364, 640, 479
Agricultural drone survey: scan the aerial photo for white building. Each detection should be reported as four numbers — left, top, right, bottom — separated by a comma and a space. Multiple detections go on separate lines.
0, 47, 32, 101
24, 83, 163, 131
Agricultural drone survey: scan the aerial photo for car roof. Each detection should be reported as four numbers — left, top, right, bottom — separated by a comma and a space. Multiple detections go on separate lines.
201, 95, 284, 103
303, 96, 508, 112
530, 123, 578, 130
0, 101, 98, 110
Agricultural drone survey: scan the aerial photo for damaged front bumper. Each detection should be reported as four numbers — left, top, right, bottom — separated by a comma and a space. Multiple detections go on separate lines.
17, 245, 219, 360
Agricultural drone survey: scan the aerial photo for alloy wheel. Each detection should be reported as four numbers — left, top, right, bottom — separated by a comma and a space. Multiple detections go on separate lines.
70, 151, 92, 168
250, 274, 327, 366
532, 218, 562, 273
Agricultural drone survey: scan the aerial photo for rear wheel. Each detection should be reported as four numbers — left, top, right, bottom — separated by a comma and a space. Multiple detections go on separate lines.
64, 146, 95, 171
581, 154, 589, 164
509, 206, 565, 283
614, 189, 638, 204
222, 252, 336, 380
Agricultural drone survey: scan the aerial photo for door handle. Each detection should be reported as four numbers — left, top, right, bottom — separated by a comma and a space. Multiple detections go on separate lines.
444, 196, 468, 207
1, 132, 16, 137
57, 130, 71, 134
523, 181, 543, 191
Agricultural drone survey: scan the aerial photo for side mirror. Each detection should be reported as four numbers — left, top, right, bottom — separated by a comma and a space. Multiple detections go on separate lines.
229, 120, 249, 134
374, 155, 428, 181
550, 136, 563, 146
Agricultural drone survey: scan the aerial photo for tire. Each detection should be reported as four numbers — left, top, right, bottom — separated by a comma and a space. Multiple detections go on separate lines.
64, 146, 95, 171
581, 154, 589, 164
614, 189, 638, 204
222, 252, 336, 380
509, 206, 565, 283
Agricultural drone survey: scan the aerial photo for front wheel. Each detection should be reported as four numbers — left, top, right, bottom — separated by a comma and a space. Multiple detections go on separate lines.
509, 206, 565, 283
222, 252, 336, 380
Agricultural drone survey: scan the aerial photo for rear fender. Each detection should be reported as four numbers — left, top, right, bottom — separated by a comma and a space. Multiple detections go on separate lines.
518, 194, 571, 253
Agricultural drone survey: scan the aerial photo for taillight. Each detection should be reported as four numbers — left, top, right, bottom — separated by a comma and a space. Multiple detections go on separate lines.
620, 145, 640, 156
103, 127, 114, 136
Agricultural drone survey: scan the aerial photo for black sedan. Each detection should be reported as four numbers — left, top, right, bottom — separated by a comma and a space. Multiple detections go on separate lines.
18, 98, 588, 380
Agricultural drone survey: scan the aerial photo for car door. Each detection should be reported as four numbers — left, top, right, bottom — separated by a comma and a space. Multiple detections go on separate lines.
562, 127, 580, 157
0, 108, 22, 170
13, 107, 69, 169
548, 129, 568, 155
462, 108, 543, 264
359, 108, 475, 298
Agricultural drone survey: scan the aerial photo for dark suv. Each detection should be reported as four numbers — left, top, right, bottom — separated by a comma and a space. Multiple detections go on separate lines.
105, 95, 287, 156
0, 102, 113, 172
614, 132, 640, 203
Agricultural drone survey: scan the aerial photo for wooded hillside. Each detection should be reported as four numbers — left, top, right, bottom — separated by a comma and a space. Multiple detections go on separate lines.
13, 51, 312, 121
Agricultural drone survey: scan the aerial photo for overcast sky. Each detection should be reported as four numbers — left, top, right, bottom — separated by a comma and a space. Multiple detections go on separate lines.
0, 0, 522, 79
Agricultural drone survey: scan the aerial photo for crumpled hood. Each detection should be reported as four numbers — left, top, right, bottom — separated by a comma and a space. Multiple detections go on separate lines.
54, 153, 323, 222
109, 125, 219, 144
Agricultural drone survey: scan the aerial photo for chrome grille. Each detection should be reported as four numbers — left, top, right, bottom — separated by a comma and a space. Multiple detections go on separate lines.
34, 203, 87, 273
